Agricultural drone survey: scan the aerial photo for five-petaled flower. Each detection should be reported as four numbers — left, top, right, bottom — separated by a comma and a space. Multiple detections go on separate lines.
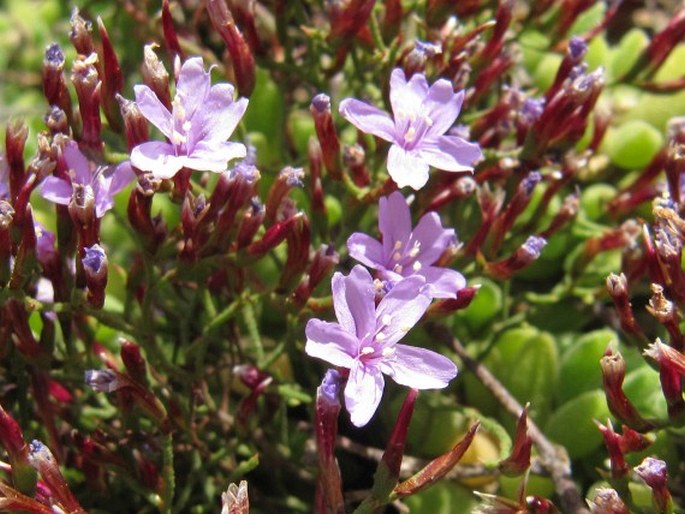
347, 191, 465, 299
40, 141, 134, 218
131, 57, 249, 179
305, 265, 458, 427
339, 69, 481, 190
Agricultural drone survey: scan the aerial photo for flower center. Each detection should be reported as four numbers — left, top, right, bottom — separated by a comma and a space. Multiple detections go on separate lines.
389, 239, 422, 275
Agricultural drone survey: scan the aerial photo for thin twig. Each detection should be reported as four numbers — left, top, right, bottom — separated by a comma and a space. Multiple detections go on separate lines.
427, 325, 590, 514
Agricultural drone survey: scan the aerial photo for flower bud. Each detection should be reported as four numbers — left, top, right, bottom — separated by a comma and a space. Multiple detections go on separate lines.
206, 0, 256, 96
485, 235, 547, 279
236, 198, 265, 250
246, 211, 302, 257
403, 40, 442, 77
71, 53, 103, 152
96, 17, 123, 132
606, 273, 647, 341
314, 370, 344, 514
292, 244, 339, 307
343, 144, 370, 187
647, 283, 684, 351
117, 94, 149, 151
328, 0, 375, 45
5, 120, 28, 202
546, 37, 588, 101
68, 182, 96, 228
381, 389, 418, 486
279, 213, 311, 292
44, 106, 70, 135
589, 488, 629, 514
82, 243, 108, 308
120, 339, 148, 385
310, 94, 342, 179
265, 166, 304, 224
42, 44, 73, 120
490, 171, 542, 252
634, 457, 672, 514
162, 0, 184, 60
28, 440, 86, 514
601, 350, 654, 432
69, 8, 94, 55
141, 44, 172, 110
0, 404, 36, 496
597, 419, 629, 478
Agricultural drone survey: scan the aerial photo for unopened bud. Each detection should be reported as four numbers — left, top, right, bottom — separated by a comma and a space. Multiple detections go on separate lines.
29, 440, 86, 514
5, 120, 28, 202
44, 106, 70, 135
601, 351, 654, 431
314, 369, 344, 513
310, 94, 342, 179
161, 0, 184, 60
485, 236, 547, 279
343, 143, 370, 186
83, 243, 108, 308
265, 166, 304, 224
236, 198, 265, 250
141, 44, 172, 110
69, 8, 94, 55
634, 457, 672, 514
206, 0, 256, 96
120, 340, 148, 385
71, 53, 103, 151
589, 488, 629, 514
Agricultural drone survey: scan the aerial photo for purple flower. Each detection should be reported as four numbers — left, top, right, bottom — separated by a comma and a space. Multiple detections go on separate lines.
131, 57, 249, 179
347, 191, 465, 299
40, 141, 134, 218
305, 265, 458, 427
339, 69, 482, 189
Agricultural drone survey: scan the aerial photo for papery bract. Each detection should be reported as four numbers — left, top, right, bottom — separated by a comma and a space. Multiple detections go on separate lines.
130, 57, 248, 179
347, 191, 465, 298
339, 68, 481, 189
305, 265, 457, 427
39, 141, 134, 218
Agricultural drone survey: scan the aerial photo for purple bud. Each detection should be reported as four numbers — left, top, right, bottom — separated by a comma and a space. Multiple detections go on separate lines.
414, 39, 442, 57
522, 235, 546, 260
281, 166, 304, 188
85, 369, 121, 393
521, 171, 542, 196
83, 243, 106, 275
44, 43, 65, 67
319, 369, 342, 406
589, 488, 629, 514
634, 457, 668, 489
311, 93, 331, 113
568, 36, 587, 60
521, 97, 545, 122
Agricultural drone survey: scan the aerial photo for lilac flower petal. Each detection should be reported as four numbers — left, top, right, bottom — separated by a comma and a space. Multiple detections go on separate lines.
305, 319, 357, 368
94, 183, 115, 218
190, 86, 246, 145
345, 362, 384, 427
176, 57, 211, 121
339, 99, 396, 142
186, 141, 247, 172
389, 69, 428, 116
418, 267, 466, 299
347, 232, 385, 270
134, 85, 173, 139
343, 265, 377, 340
423, 84, 463, 136
419, 135, 482, 172
331, 271, 355, 334
40, 177, 73, 205
387, 145, 430, 189
107, 161, 136, 196
379, 191, 412, 257
376, 276, 431, 345
63, 142, 92, 185
411, 212, 455, 265
383, 344, 457, 389
130, 141, 186, 178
